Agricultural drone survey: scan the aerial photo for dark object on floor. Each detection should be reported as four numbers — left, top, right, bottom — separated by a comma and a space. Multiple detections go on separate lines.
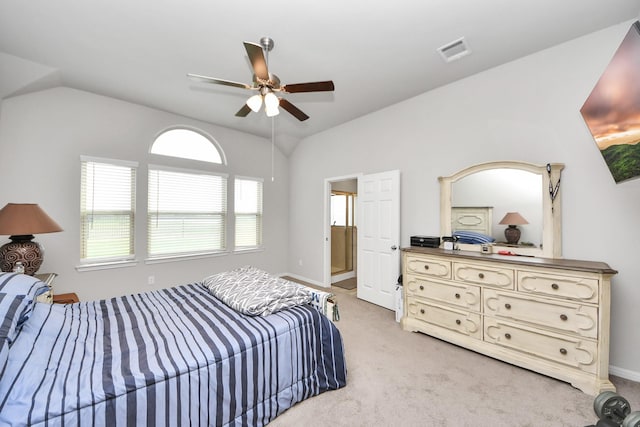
586, 391, 640, 427
333, 277, 356, 290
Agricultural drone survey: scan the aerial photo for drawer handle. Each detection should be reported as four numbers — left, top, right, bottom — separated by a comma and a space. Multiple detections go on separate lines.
455, 319, 461, 325
420, 309, 425, 314
505, 333, 511, 340
419, 285, 424, 291
559, 348, 567, 355
424, 265, 430, 270
478, 273, 485, 279
551, 283, 559, 290
504, 303, 511, 310
560, 314, 568, 321
454, 293, 461, 299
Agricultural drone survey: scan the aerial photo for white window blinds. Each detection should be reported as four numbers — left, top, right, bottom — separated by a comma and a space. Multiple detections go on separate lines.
235, 177, 263, 249
80, 157, 137, 263
148, 166, 227, 257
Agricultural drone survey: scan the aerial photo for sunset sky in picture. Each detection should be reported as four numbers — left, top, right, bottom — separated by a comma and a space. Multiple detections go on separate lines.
581, 23, 640, 150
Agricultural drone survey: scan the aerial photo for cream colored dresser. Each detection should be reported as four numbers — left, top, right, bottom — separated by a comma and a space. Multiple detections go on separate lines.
401, 247, 617, 395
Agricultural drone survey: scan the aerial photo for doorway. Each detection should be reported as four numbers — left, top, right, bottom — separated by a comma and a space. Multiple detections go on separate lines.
331, 188, 357, 285
323, 171, 400, 309
324, 175, 359, 288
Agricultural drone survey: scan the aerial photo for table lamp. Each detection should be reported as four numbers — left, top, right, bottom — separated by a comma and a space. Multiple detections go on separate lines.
498, 212, 528, 245
0, 203, 63, 275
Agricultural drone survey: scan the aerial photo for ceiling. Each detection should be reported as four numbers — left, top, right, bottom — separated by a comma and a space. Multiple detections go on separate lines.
1, 1, 638, 155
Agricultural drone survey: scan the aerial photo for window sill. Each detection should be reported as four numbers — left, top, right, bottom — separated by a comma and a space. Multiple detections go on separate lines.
76, 260, 138, 272
233, 247, 264, 254
145, 251, 228, 265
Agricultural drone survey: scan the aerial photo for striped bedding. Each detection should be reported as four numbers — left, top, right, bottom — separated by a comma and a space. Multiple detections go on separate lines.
0, 282, 347, 426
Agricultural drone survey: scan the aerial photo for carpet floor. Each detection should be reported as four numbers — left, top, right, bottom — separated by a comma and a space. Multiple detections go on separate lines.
269, 285, 640, 427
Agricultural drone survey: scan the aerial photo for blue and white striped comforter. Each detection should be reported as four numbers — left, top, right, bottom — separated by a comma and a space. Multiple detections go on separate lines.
0, 283, 347, 426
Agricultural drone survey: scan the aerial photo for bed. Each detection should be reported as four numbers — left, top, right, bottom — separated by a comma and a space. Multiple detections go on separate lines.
0, 269, 346, 426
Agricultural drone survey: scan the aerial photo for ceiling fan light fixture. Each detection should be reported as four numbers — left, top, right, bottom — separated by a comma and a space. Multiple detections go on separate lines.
264, 91, 279, 109
246, 94, 263, 113
265, 104, 280, 117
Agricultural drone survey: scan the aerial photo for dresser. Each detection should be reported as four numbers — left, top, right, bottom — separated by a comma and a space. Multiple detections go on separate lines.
401, 247, 617, 395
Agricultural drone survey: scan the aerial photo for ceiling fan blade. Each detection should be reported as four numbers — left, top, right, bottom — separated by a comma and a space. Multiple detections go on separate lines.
243, 42, 269, 82
187, 73, 252, 90
281, 80, 335, 93
279, 98, 309, 121
235, 104, 252, 117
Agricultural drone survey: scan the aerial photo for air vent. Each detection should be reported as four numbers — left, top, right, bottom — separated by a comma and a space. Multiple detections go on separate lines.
437, 37, 471, 62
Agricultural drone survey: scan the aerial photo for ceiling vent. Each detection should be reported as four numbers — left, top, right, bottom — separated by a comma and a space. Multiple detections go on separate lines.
437, 37, 471, 62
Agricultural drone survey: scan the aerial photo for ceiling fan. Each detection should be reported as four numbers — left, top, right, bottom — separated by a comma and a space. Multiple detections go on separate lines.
188, 37, 334, 122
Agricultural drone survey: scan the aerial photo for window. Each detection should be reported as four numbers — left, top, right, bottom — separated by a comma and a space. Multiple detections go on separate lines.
331, 191, 356, 226
80, 156, 137, 264
148, 166, 227, 258
151, 128, 223, 164
235, 177, 263, 249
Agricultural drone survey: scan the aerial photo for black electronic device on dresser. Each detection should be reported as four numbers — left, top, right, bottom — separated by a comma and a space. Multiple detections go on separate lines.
410, 236, 440, 248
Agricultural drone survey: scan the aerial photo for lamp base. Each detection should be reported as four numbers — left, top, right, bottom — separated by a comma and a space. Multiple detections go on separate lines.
504, 226, 521, 245
0, 235, 44, 275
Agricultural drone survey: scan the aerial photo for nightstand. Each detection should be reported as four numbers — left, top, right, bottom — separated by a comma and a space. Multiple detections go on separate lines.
52, 293, 79, 304
34, 272, 57, 304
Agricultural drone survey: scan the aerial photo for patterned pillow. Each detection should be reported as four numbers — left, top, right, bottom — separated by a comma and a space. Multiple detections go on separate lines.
203, 266, 312, 316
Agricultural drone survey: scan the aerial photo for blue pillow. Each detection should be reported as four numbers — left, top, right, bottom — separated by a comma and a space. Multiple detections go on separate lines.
0, 273, 48, 298
0, 273, 48, 326
453, 230, 496, 244
0, 293, 28, 378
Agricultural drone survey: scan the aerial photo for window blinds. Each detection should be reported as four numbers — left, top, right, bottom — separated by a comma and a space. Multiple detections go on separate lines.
80, 157, 137, 263
235, 177, 263, 249
148, 166, 227, 257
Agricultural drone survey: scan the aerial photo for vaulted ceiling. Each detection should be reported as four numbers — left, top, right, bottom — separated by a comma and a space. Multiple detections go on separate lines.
1, 1, 638, 154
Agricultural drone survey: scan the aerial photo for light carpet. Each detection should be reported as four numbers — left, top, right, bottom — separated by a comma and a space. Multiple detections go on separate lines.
269, 286, 640, 427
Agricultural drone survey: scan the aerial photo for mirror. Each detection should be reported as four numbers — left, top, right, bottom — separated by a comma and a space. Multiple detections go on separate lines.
439, 161, 564, 258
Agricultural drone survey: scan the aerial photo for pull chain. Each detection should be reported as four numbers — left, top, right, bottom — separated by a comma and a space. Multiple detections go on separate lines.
271, 116, 275, 182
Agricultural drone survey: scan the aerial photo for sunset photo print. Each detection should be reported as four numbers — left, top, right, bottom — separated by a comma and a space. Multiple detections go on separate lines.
581, 21, 640, 183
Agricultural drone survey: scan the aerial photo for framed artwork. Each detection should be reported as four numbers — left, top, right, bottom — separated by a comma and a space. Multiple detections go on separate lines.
580, 21, 640, 184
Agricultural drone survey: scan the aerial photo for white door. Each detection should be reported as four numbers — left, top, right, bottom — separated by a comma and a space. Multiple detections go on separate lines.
357, 170, 400, 310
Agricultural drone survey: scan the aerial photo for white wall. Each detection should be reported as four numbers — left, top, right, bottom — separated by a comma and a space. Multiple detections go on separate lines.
288, 21, 640, 377
0, 87, 289, 301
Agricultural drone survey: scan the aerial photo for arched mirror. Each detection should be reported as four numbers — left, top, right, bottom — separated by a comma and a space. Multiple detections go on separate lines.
439, 161, 564, 258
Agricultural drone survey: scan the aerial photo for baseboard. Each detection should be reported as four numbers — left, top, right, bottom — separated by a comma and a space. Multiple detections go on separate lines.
609, 365, 640, 383
280, 273, 329, 289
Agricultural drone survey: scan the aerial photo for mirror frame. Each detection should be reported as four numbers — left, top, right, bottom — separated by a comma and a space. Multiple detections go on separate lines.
439, 161, 564, 258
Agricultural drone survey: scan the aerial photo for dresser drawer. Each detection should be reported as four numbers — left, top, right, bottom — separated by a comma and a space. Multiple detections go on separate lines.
484, 289, 597, 339
405, 274, 481, 311
484, 318, 597, 374
407, 299, 482, 339
453, 262, 514, 289
405, 256, 451, 279
518, 270, 599, 303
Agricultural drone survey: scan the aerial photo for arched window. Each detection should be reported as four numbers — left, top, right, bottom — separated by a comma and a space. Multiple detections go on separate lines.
151, 128, 224, 164
148, 127, 227, 259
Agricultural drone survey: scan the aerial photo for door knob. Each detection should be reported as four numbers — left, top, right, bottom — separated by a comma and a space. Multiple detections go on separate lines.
391, 245, 398, 250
